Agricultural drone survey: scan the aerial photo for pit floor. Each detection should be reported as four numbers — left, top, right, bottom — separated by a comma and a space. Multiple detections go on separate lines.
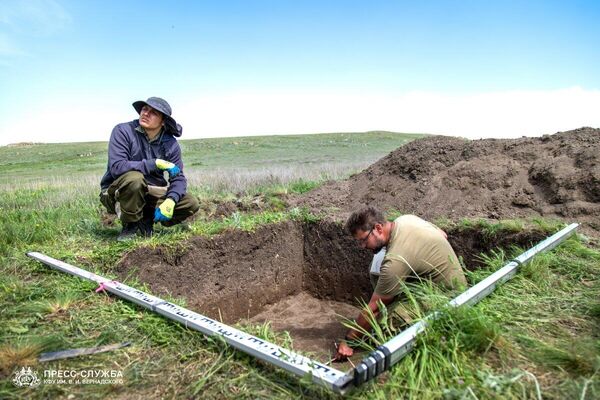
247, 291, 364, 366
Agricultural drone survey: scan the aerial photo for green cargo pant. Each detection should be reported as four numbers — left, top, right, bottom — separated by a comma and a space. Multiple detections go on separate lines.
100, 171, 199, 226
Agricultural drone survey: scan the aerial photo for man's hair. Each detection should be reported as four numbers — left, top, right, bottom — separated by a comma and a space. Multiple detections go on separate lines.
344, 206, 386, 235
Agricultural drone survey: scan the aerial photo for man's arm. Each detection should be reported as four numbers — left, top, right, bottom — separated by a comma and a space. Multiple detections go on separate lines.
163, 141, 187, 203
335, 292, 395, 361
108, 125, 156, 177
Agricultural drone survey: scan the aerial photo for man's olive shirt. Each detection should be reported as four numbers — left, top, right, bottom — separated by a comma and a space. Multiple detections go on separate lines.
374, 215, 467, 297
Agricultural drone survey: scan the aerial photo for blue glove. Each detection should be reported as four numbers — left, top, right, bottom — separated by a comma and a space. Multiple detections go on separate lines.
155, 159, 181, 178
154, 198, 175, 222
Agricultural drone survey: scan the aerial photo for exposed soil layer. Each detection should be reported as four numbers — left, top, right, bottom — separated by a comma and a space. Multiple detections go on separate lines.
118, 221, 305, 324
447, 226, 549, 269
117, 221, 548, 358
291, 127, 600, 236
303, 220, 373, 302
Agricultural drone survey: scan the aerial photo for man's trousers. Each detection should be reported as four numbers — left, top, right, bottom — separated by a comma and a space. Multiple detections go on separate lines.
100, 171, 199, 226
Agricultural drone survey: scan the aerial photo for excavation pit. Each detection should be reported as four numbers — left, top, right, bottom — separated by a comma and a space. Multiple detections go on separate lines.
116, 220, 548, 361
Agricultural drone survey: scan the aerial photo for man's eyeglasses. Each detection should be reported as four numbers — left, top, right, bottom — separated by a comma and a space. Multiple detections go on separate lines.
356, 227, 374, 244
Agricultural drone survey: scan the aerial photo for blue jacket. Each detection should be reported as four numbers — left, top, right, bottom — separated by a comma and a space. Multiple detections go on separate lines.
100, 120, 187, 203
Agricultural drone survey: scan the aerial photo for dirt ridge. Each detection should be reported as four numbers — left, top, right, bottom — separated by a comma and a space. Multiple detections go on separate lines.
293, 127, 600, 235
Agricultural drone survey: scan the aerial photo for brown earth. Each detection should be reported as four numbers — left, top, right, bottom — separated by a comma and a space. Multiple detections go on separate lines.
248, 292, 359, 359
290, 127, 600, 236
116, 220, 372, 363
117, 221, 306, 324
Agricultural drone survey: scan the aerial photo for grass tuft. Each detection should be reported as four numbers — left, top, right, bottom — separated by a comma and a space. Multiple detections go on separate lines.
0, 336, 65, 377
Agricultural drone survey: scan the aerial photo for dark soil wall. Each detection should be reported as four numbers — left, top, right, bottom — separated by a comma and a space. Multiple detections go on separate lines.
446, 226, 549, 269
117, 221, 305, 323
302, 220, 372, 303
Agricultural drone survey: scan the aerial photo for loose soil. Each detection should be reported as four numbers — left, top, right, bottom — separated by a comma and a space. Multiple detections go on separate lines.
248, 292, 359, 358
291, 127, 600, 236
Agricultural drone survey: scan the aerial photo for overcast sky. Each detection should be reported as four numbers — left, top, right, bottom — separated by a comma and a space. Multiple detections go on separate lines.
1, 0, 599, 145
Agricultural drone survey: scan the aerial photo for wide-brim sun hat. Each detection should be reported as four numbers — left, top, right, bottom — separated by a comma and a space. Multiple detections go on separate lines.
132, 97, 182, 137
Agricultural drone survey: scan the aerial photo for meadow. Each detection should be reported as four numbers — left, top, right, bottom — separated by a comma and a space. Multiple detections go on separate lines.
0, 131, 598, 399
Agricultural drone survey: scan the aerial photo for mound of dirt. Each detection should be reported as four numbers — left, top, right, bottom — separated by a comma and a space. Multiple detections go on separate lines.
292, 127, 600, 235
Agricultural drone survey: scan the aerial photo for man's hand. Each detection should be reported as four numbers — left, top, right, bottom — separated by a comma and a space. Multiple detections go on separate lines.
333, 293, 395, 362
155, 159, 181, 178
154, 198, 175, 222
334, 340, 354, 361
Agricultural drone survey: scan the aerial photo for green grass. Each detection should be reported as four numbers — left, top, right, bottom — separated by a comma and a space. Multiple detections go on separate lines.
340, 235, 599, 399
1, 131, 423, 185
1, 132, 599, 399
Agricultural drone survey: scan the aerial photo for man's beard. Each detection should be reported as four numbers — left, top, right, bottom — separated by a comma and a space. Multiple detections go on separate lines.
371, 238, 386, 254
